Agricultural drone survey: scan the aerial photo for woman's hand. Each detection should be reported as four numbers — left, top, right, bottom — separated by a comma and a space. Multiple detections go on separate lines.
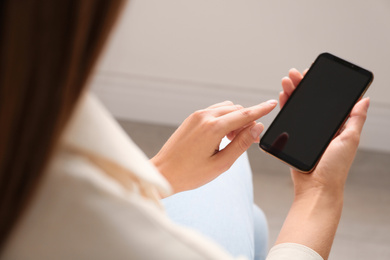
151, 100, 278, 194
280, 68, 370, 196
276, 69, 370, 259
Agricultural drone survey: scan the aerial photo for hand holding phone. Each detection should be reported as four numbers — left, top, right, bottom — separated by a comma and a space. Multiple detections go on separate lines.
281, 68, 370, 176
273, 90, 370, 259
264, 55, 372, 259
260, 53, 373, 173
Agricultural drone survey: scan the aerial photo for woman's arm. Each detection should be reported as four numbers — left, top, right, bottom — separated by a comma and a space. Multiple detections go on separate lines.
275, 69, 370, 259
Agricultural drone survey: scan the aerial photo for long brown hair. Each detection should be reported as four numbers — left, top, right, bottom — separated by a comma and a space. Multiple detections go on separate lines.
0, 0, 124, 251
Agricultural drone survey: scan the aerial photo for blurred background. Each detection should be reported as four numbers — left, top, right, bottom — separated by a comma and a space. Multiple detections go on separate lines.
91, 1, 390, 259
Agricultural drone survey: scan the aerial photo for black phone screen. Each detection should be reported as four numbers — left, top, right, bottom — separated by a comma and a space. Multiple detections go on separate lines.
259, 53, 373, 172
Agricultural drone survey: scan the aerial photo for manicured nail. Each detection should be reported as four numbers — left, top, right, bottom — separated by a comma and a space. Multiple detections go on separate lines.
251, 123, 264, 139
267, 99, 278, 105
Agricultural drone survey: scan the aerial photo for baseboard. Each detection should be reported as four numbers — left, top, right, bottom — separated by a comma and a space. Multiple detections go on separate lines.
91, 71, 390, 153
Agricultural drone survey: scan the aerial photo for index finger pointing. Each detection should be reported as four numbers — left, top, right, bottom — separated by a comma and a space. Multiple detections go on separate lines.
218, 99, 278, 133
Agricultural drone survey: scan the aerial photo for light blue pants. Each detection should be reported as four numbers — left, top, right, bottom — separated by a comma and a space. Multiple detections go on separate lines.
163, 138, 269, 260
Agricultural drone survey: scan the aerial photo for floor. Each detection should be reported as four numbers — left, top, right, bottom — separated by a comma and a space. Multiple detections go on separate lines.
119, 119, 390, 260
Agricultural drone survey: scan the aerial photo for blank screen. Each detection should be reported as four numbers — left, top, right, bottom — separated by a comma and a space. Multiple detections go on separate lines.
260, 54, 372, 171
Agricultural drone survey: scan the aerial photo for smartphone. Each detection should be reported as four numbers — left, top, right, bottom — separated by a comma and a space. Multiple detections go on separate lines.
259, 53, 373, 173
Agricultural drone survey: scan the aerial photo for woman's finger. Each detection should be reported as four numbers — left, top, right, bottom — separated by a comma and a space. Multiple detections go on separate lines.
226, 131, 235, 140
207, 100, 235, 109
279, 91, 289, 109
282, 77, 295, 97
289, 68, 304, 87
226, 121, 255, 140
215, 122, 264, 169
210, 104, 244, 117
341, 98, 370, 139
218, 100, 278, 133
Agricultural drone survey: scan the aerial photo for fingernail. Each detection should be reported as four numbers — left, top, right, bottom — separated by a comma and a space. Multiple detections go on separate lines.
267, 99, 278, 105
251, 123, 264, 139
365, 97, 370, 110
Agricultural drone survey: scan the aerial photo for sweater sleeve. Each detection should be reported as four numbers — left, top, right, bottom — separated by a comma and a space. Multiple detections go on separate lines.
266, 243, 324, 260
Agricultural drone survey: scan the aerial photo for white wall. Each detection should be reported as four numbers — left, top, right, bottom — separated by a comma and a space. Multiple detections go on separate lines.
92, 0, 390, 152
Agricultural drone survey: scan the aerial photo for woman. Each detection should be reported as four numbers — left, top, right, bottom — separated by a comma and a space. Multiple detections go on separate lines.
0, 1, 369, 259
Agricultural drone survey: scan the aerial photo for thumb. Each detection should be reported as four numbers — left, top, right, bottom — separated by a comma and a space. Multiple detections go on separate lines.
215, 123, 264, 169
